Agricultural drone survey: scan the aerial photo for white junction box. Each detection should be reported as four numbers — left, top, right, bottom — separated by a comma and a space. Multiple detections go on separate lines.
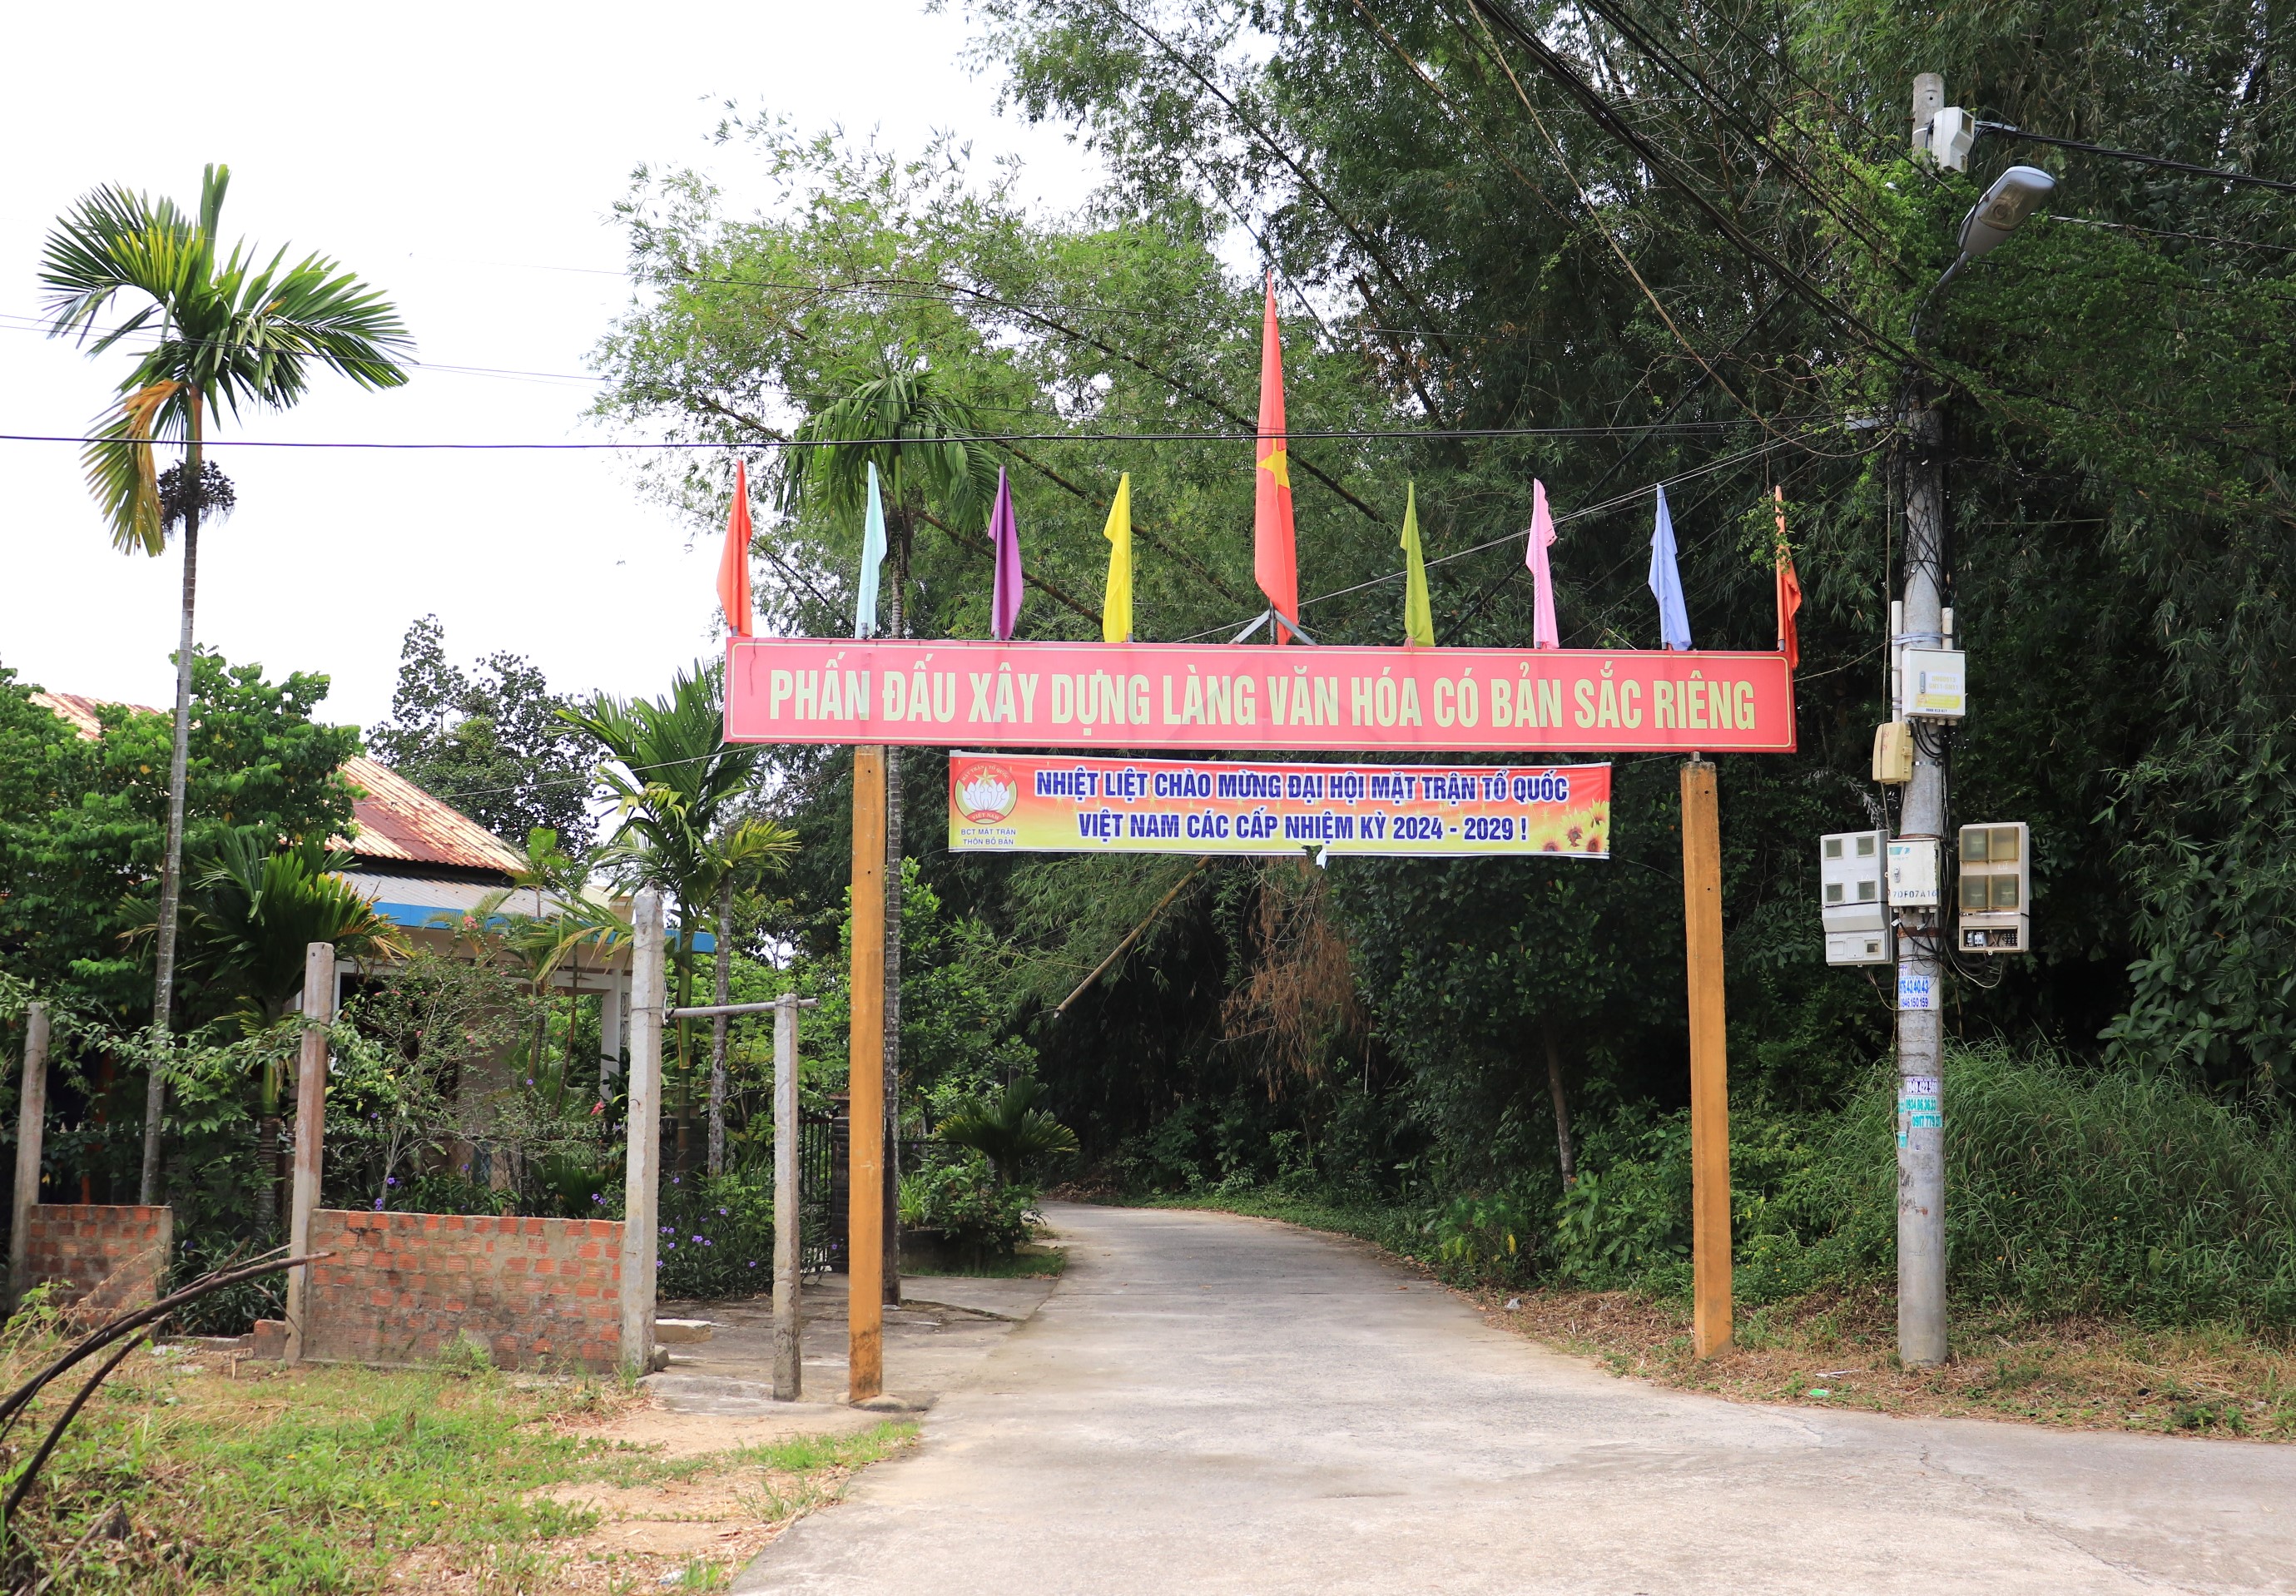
1821, 830, 1892, 966
1902, 648, 1967, 719
1888, 835, 1941, 908
1959, 820, 2031, 954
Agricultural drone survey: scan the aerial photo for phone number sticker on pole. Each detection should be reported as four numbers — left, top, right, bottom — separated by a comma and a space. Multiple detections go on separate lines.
950, 755, 1612, 858
726, 639, 1795, 755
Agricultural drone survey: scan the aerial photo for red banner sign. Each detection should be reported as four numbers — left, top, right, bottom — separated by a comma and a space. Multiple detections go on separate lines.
725, 638, 1794, 754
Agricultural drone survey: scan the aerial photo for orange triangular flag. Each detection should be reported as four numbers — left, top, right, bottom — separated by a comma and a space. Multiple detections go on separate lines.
1773, 485, 1802, 671
719, 460, 755, 638
1253, 273, 1299, 642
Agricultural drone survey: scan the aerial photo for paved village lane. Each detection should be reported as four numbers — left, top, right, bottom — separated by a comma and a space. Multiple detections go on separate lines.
735, 1202, 2296, 1595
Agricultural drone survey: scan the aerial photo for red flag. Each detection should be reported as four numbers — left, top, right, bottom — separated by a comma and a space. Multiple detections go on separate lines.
1253, 274, 1299, 642
1773, 485, 1802, 671
719, 459, 755, 638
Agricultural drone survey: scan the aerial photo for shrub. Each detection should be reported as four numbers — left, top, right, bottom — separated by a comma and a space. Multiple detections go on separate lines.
1423, 1190, 1540, 1287
900, 1153, 1038, 1265
656, 1172, 776, 1300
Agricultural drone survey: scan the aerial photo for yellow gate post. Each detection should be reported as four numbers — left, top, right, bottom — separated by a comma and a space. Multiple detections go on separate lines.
847, 749, 887, 1400
1680, 757, 1732, 1357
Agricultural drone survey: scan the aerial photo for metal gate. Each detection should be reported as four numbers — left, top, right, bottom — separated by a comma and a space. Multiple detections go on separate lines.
799, 1111, 838, 1276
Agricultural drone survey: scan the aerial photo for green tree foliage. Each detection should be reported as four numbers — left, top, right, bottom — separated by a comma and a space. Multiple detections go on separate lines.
590, 0, 2296, 1317
0, 654, 361, 1019
369, 615, 597, 852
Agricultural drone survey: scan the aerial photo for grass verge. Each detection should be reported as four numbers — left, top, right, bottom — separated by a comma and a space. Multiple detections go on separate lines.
1135, 1190, 2296, 1441
0, 1340, 913, 1594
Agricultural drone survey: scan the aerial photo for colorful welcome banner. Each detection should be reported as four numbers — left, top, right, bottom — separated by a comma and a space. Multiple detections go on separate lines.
725, 639, 1793, 755
949, 754, 1611, 858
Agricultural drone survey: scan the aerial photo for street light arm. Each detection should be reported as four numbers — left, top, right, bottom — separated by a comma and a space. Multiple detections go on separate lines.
1909, 256, 1968, 349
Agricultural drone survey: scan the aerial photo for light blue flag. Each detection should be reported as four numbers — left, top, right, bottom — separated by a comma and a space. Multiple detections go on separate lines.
855, 461, 887, 638
1648, 484, 1693, 651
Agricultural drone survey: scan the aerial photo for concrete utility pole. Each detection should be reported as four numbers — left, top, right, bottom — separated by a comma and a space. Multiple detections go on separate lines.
284, 943, 335, 1364
621, 889, 665, 1373
9, 1003, 50, 1312
1895, 73, 1952, 1367
1895, 391, 1951, 1368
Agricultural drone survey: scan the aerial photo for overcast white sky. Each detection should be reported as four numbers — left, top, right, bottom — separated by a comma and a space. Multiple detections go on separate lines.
0, 0, 1101, 733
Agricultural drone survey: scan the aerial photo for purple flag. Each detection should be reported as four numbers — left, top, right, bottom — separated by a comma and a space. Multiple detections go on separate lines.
989, 468, 1024, 641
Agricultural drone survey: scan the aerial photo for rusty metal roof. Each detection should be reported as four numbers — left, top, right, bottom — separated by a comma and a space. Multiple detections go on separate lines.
30, 691, 526, 879
335, 756, 525, 876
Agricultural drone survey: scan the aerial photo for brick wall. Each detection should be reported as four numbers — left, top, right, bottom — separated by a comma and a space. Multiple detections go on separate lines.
302, 1210, 624, 1372
23, 1204, 174, 1318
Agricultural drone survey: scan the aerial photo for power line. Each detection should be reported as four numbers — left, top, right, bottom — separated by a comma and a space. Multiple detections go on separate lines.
2046, 214, 2296, 255
1459, 0, 1917, 368
0, 415, 1854, 453
1979, 123, 2296, 195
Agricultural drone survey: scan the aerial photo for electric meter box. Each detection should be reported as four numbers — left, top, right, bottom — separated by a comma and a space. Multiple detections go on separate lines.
1959, 820, 2031, 954
1902, 648, 1967, 719
1888, 836, 1941, 908
1820, 830, 1892, 965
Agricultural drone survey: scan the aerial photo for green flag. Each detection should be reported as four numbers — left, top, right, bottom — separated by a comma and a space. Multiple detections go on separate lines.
1401, 481, 1434, 647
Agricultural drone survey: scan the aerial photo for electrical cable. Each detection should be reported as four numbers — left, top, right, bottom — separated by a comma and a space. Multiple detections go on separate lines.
1977, 123, 2296, 195
0, 415, 1851, 452
1562, 0, 1909, 273
1457, 0, 1917, 368
2045, 215, 2296, 255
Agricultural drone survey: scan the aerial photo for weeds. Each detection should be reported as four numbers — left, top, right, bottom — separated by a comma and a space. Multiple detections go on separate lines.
0, 1341, 909, 1593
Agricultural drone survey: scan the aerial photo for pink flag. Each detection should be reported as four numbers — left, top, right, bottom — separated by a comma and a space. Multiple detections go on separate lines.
1526, 479, 1560, 649
989, 467, 1024, 641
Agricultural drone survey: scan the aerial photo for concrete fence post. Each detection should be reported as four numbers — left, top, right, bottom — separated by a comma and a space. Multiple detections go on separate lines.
9, 1003, 50, 1313
620, 889, 664, 1373
773, 992, 805, 1400
285, 942, 335, 1364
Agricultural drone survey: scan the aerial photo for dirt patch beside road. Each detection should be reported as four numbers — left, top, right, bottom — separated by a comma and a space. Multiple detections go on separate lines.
1484, 1284, 2296, 1440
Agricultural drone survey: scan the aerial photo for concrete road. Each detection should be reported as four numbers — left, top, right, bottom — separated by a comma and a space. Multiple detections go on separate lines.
735, 1202, 2296, 1594
650, 1275, 1057, 1416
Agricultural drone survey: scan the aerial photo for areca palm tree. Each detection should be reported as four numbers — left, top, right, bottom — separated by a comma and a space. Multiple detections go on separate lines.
563, 663, 776, 1169
39, 164, 412, 1201
777, 354, 994, 1270
692, 816, 797, 1174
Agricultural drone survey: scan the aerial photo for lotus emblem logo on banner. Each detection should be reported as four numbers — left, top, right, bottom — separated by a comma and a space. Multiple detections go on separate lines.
955, 763, 1019, 824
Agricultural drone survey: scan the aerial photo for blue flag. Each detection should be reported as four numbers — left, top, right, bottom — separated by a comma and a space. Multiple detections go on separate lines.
855, 461, 887, 639
1648, 484, 1693, 651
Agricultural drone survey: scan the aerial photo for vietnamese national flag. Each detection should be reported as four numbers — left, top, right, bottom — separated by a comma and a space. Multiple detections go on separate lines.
1253, 273, 1299, 642
1773, 484, 1803, 670
719, 459, 755, 637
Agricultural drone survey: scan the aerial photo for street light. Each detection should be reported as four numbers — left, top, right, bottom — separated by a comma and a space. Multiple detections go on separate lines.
1891, 105, 2055, 1369
1958, 165, 2058, 259
1920, 165, 2058, 331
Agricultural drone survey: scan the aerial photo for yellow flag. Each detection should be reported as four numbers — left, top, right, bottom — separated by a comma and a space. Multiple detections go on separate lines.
1102, 473, 1134, 643
1401, 481, 1434, 647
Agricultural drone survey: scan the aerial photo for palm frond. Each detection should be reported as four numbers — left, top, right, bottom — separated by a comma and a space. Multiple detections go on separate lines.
82, 380, 186, 554
777, 352, 991, 525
